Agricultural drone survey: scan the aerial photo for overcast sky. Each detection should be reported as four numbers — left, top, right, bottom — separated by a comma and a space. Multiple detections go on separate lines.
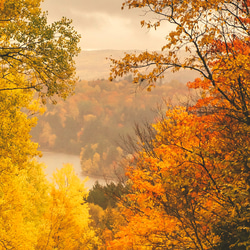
41, 0, 171, 51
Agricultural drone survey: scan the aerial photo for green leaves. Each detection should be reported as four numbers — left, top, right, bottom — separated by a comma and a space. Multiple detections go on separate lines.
0, 0, 80, 100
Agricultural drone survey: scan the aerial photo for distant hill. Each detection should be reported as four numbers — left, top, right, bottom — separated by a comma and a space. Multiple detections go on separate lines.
75, 50, 199, 82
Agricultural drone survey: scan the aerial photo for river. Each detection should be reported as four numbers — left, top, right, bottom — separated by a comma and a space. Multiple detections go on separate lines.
38, 151, 106, 189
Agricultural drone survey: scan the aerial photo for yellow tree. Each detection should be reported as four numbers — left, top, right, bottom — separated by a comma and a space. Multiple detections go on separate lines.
37, 164, 99, 250
0, 160, 50, 250
0, 80, 50, 249
0, 0, 80, 173
0, 0, 82, 248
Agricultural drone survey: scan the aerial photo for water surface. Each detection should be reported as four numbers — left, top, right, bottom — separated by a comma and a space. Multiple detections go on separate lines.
38, 151, 106, 189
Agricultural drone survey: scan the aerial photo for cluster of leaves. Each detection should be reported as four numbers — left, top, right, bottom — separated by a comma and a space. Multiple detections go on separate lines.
104, 0, 250, 249
0, 1, 100, 249
0, 0, 80, 102
31, 78, 190, 177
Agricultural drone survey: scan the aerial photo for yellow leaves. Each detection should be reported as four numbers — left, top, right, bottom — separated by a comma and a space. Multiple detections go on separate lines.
51, 163, 88, 198
0, 89, 41, 168
28, 98, 46, 115
0, 5, 92, 249
0, 160, 49, 250
38, 164, 99, 249
0, 2, 95, 249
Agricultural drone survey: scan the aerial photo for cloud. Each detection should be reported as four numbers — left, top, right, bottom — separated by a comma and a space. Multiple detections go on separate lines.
69, 0, 125, 15
42, 0, 131, 20
41, 0, 170, 50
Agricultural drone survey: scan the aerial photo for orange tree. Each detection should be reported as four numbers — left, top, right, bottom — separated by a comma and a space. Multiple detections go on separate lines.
108, 106, 249, 249
107, 0, 250, 249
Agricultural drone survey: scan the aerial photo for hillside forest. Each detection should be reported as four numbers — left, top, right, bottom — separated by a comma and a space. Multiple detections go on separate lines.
31, 77, 191, 177
0, 0, 250, 249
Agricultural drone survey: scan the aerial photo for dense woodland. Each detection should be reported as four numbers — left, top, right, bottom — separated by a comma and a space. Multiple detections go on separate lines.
31, 78, 191, 177
0, 0, 250, 249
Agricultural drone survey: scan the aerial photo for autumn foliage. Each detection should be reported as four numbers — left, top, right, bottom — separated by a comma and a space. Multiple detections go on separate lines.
106, 0, 250, 249
0, 0, 98, 249
1, 0, 250, 249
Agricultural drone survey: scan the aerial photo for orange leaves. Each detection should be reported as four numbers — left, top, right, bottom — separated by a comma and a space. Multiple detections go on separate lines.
108, 94, 250, 248
109, 51, 170, 85
189, 96, 216, 111
108, 0, 250, 248
0, 0, 5, 10
109, 107, 225, 248
210, 37, 250, 57
187, 78, 212, 90
189, 37, 250, 124
108, 209, 184, 249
